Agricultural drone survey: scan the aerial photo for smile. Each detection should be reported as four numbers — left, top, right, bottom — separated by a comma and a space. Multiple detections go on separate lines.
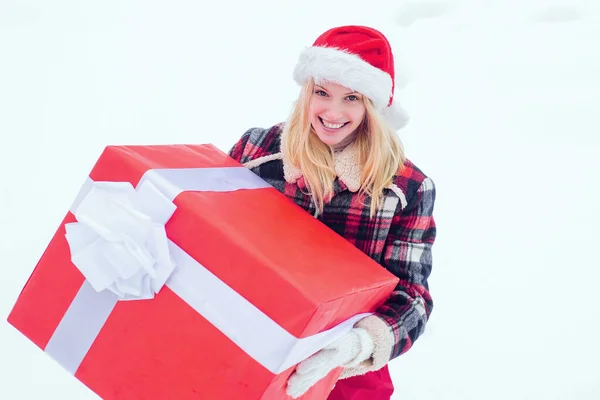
319, 117, 348, 130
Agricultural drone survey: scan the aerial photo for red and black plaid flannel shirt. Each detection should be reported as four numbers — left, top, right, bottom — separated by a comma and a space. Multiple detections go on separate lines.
229, 124, 436, 361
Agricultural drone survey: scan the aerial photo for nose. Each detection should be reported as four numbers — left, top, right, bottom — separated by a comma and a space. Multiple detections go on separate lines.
323, 101, 345, 121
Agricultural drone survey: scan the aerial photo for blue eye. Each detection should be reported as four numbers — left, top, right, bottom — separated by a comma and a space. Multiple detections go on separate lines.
315, 90, 328, 97
347, 95, 359, 101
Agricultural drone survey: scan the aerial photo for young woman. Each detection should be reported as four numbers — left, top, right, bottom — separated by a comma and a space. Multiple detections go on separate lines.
229, 25, 436, 400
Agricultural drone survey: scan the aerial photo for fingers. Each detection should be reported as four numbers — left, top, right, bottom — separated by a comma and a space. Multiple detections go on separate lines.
286, 370, 316, 399
295, 348, 337, 374
286, 349, 339, 399
286, 331, 366, 398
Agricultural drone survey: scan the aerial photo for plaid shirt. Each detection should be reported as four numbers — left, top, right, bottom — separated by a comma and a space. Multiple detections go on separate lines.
229, 124, 436, 361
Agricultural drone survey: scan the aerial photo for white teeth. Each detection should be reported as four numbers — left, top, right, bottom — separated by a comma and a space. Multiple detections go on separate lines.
322, 119, 345, 129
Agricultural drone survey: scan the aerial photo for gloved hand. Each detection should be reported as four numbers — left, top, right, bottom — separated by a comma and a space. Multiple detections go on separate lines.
286, 327, 374, 399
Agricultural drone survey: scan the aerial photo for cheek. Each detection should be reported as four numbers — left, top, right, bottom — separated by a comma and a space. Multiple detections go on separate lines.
350, 107, 366, 123
309, 101, 326, 117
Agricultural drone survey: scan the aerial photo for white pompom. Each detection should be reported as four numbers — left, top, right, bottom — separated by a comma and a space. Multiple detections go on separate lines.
380, 100, 410, 130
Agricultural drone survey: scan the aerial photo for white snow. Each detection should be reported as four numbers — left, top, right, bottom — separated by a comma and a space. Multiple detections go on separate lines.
1, 0, 599, 399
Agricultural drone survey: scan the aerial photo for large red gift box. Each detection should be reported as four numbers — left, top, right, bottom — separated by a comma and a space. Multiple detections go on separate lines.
7, 144, 399, 399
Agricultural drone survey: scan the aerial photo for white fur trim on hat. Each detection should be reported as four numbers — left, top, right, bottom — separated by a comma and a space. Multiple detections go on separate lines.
293, 46, 393, 110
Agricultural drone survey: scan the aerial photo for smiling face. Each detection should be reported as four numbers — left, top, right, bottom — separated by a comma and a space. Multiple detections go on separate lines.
308, 81, 367, 146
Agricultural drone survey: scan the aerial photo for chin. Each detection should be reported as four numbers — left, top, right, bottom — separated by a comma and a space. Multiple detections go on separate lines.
315, 132, 340, 145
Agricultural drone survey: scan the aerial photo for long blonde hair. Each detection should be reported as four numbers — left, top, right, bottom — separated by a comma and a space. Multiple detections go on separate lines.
281, 80, 406, 217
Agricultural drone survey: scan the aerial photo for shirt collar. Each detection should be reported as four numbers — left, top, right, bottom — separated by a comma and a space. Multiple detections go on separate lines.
281, 140, 361, 193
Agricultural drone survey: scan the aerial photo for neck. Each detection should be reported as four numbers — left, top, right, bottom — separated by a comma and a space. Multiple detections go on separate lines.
331, 130, 358, 152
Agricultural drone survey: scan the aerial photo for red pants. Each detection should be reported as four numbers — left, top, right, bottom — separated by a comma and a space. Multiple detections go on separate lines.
327, 366, 394, 400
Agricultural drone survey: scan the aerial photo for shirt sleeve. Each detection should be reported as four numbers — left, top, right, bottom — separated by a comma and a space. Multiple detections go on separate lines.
228, 128, 254, 163
228, 126, 281, 165
376, 176, 437, 359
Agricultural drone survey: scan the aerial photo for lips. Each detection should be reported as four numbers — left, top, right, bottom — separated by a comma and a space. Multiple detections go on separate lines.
319, 117, 349, 129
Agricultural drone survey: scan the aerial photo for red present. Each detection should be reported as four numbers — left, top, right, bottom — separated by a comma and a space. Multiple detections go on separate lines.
7, 144, 399, 399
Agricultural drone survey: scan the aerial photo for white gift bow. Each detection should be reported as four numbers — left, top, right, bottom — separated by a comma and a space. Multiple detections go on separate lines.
65, 180, 177, 300
47, 166, 371, 376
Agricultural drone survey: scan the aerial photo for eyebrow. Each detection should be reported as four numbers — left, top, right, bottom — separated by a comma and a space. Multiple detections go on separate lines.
315, 85, 359, 96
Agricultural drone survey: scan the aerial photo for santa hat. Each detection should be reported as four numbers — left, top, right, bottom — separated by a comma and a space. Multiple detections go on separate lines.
293, 25, 409, 130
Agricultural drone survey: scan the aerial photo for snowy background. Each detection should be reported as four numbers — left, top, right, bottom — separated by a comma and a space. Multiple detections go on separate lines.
1, 0, 599, 398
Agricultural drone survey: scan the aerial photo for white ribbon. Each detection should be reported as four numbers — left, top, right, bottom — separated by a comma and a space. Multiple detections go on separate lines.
47, 166, 371, 376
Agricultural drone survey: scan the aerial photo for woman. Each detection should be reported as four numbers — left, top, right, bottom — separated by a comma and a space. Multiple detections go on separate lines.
229, 25, 436, 400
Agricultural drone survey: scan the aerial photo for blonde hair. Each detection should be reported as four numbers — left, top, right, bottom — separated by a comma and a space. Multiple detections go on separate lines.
281, 80, 406, 217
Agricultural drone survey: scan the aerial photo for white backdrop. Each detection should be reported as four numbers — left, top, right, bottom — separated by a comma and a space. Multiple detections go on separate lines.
1, 1, 599, 398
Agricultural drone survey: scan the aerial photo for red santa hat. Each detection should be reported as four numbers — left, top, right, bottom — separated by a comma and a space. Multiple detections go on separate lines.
293, 25, 409, 130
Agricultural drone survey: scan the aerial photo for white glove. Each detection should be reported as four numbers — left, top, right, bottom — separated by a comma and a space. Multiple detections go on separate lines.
286, 328, 374, 399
